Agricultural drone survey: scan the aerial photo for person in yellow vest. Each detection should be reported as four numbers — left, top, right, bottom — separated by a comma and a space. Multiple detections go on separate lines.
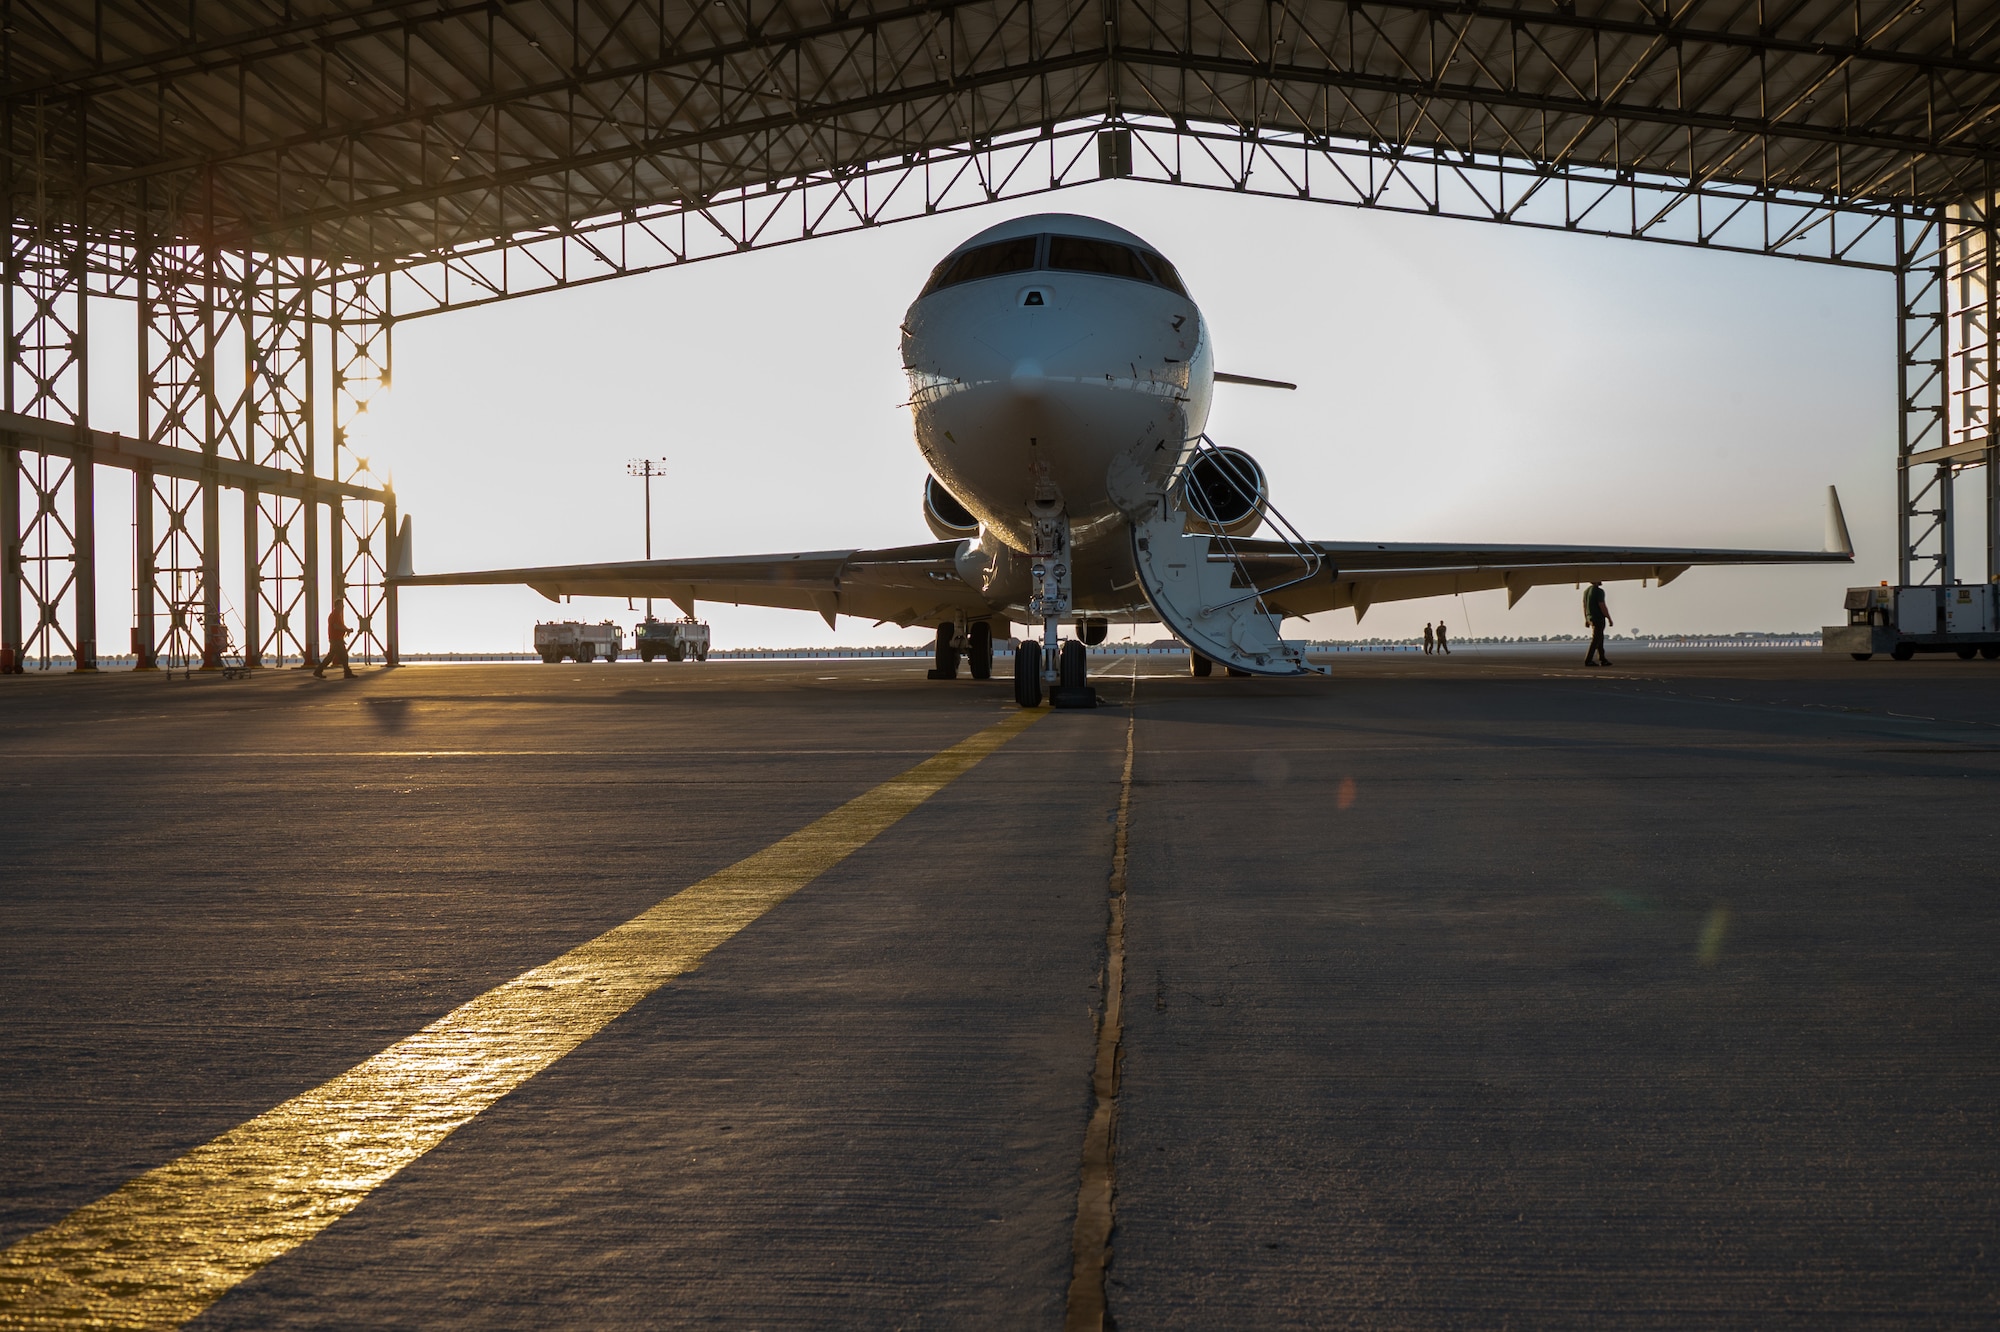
1583, 582, 1613, 666
315, 605, 356, 679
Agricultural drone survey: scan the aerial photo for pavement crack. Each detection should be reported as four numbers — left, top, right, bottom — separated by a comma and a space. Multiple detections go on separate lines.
1065, 672, 1135, 1332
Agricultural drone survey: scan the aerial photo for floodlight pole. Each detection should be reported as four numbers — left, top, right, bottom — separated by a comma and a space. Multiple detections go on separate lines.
627, 458, 668, 618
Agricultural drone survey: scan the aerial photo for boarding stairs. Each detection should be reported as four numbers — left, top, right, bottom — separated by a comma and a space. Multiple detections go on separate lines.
1122, 435, 1319, 677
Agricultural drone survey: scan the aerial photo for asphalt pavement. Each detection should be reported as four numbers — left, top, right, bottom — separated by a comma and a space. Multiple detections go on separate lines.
1, 650, 1994, 1327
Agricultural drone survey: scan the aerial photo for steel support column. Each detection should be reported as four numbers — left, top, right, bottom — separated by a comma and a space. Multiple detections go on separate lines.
133, 460, 154, 668
1988, 195, 2000, 585
1950, 187, 2000, 583
2, 95, 94, 672
242, 485, 258, 665
1896, 213, 1951, 587
139, 242, 211, 669
5, 230, 88, 669
327, 268, 392, 666
0, 439, 16, 671
383, 488, 399, 669
244, 253, 315, 669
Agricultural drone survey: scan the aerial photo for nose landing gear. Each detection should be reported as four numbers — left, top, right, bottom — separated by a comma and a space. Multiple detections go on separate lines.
1027, 502, 1095, 708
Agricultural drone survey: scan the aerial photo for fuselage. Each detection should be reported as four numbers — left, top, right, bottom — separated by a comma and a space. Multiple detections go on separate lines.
901, 214, 1213, 617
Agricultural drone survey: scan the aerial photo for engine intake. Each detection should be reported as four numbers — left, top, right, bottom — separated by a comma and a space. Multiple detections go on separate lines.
1182, 446, 1267, 538
924, 475, 980, 539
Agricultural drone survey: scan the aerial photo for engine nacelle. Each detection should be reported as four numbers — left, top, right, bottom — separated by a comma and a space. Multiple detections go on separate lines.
924, 474, 980, 540
1182, 446, 1267, 539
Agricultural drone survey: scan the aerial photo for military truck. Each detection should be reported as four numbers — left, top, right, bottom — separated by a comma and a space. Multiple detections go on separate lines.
635, 617, 711, 662
534, 620, 624, 663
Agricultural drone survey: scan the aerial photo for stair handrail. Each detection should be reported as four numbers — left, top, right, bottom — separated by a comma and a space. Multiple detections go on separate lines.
1170, 434, 1324, 617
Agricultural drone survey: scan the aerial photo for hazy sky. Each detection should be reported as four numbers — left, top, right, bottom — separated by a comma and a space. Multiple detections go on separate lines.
185, 182, 1918, 652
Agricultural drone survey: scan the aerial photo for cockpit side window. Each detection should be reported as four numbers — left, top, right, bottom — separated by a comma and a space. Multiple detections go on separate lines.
1047, 234, 1156, 284
922, 236, 1041, 294
1137, 249, 1189, 297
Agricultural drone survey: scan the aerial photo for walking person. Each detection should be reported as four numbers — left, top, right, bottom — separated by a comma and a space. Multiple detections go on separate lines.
1583, 581, 1613, 667
1422, 622, 1434, 655
315, 604, 356, 679
1435, 621, 1450, 655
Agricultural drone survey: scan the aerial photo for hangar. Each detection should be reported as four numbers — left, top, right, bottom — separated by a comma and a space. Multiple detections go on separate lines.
5, 0, 1999, 669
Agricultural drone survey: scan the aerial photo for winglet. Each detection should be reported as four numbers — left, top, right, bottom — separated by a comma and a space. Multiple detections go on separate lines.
393, 515, 415, 580
1825, 485, 1853, 556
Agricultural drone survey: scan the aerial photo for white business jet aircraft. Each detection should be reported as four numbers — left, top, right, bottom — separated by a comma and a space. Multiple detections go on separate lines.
399, 212, 1853, 708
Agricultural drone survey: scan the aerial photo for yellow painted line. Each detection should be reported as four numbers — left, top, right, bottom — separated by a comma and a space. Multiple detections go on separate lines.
0, 708, 1044, 1331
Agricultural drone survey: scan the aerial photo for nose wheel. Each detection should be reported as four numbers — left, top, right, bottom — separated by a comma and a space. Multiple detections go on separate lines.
1014, 639, 1042, 707
1051, 638, 1096, 708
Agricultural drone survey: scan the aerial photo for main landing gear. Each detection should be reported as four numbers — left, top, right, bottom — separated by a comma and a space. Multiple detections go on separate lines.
928, 622, 961, 679
1187, 648, 1252, 677
967, 622, 993, 679
929, 620, 996, 682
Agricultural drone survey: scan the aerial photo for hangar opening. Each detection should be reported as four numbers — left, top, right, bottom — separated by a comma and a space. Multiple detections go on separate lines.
3, 2, 1997, 669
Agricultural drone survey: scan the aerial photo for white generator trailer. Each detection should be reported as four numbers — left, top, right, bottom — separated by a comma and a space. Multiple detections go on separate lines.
1823, 585, 2000, 660
534, 620, 624, 663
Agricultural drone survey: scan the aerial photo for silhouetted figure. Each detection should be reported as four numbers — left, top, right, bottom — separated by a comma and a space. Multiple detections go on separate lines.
315, 605, 355, 679
1435, 621, 1450, 655
1422, 623, 1434, 655
1583, 582, 1612, 666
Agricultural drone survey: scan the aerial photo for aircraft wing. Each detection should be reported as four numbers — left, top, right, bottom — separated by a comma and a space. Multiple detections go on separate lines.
395, 541, 995, 628
1248, 537, 1852, 621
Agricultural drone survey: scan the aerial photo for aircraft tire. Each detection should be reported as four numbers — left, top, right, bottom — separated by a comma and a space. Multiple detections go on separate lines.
1189, 650, 1213, 678
968, 622, 994, 680
1225, 665, 1250, 677
1851, 653, 1873, 661
1060, 639, 1088, 689
1957, 646, 1977, 659
929, 623, 961, 680
1014, 640, 1043, 707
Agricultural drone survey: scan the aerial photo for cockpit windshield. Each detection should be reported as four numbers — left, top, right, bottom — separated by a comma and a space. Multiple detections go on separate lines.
921, 237, 1039, 295
1136, 249, 1188, 297
1047, 235, 1155, 283
921, 232, 1192, 298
